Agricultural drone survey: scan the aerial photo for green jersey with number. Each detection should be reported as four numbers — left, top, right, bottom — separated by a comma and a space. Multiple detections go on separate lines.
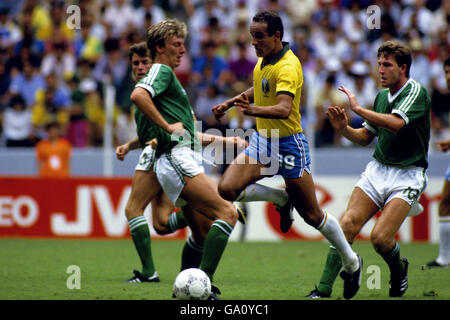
134, 63, 198, 157
363, 78, 431, 169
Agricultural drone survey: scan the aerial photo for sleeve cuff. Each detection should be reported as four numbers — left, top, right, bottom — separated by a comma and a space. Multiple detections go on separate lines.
135, 83, 155, 97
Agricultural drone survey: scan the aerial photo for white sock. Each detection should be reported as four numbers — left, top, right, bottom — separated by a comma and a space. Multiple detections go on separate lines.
318, 210, 359, 273
437, 218, 450, 265
235, 183, 288, 207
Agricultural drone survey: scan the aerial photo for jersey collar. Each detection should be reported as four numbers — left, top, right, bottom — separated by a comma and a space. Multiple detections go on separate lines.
263, 42, 290, 66
388, 77, 413, 103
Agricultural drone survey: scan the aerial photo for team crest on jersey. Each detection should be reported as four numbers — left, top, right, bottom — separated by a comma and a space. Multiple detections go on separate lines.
262, 78, 270, 95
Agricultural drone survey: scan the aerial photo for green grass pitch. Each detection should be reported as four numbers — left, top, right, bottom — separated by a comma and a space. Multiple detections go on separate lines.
0, 239, 448, 300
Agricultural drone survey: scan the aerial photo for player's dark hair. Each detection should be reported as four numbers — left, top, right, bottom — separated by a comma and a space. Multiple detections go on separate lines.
377, 40, 412, 77
252, 10, 284, 40
128, 42, 150, 62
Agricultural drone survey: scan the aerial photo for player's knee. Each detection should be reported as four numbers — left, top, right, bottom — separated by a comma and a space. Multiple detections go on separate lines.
216, 202, 238, 226
340, 214, 359, 239
125, 203, 139, 220
370, 231, 391, 253
218, 181, 238, 201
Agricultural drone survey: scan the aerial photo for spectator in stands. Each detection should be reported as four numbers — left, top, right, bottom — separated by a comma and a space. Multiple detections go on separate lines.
135, 0, 166, 28
35, 121, 71, 177
0, 8, 22, 50
314, 74, 347, 147
2, 94, 35, 147
430, 43, 450, 125
0, 61, 11, 110
228, 40, 255, 88
93, 38, 128, 91
40, 40, 76, 83
73, 11, 104, 62
192, 40, 229, 95
103, 0, 138, 38
9, 59, 45, 108
31, 73, 71, 138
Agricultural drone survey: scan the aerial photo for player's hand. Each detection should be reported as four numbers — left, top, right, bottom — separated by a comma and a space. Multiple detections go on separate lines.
115, 144, 129, 161
167, 122, 184, 134
212, 103, 228, 121
234, 93, 251, 114
437, 140, 450, 152
326, 106, 349, 132
338, 85, 360, 112
145, 138, 158, 150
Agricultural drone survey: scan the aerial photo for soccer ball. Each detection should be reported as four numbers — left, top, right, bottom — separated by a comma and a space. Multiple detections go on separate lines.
173, 268, 211, 300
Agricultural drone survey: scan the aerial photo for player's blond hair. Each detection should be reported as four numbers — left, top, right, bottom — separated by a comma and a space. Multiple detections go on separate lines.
146, 19, 187, 61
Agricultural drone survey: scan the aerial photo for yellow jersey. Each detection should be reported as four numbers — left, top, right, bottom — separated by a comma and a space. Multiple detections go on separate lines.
253, 43, 303, 137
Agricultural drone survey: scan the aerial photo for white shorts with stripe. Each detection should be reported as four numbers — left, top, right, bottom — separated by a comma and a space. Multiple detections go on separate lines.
154, 146, 204, 206
135, 145, 156, 171
356, 159, 428, 209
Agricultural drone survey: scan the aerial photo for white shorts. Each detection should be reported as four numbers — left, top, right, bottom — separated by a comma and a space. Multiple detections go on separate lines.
154, 146, 204, 206
356, 160, 428, 209
135, 145, 156, 171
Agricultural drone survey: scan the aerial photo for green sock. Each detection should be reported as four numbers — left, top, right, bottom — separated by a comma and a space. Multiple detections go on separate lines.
128, 216, 156, 277
199, 219, 234, 282
381, 242, 404, 277
317, 246, 343, 296
167, 210, 188, 233
180, 236, 204, 271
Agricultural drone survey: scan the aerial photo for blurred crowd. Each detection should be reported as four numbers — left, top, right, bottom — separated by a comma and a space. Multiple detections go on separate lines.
0, 0, 449, 151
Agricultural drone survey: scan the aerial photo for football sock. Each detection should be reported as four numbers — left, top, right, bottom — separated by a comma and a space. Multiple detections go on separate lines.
436, 218, 450, 265
381, 242, 404, 277
317, 246, 343, 296
166, 210, 188, 233
318, 211, 359, 273
180, 236, 204, 271
235, 183, 288, 207
128, 215, 156, 277
200, 219, 234, 282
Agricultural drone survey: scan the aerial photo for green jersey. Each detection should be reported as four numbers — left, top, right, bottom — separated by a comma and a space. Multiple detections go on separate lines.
363, 78, 431, 169
135, 63, 198, 157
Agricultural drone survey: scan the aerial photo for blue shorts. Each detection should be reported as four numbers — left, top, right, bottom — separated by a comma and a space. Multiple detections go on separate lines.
243, 132, 311, 178
445, 165, 450, 181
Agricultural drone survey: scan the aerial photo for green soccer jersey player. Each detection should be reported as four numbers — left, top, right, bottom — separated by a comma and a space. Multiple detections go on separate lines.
130, 19, 243, 300
306, 40, 431, 299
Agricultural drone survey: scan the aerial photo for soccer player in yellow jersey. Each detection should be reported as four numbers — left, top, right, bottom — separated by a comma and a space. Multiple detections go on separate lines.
212, 10, 362, 299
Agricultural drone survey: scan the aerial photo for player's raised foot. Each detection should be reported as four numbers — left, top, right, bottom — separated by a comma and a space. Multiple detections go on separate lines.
275, 198, 293, 233
126, 270, 160, 283
234, 203, 247, 224
339, 254, 363, 299
422, 260, 449, 269
208, 285, 221, 300
389, 258, 409, 297
304, 286, 331, 299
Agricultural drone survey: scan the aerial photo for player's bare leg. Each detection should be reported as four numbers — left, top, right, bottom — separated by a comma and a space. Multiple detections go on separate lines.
180, 173, 237, 287
125, 170, 161, 282
371, 198, 410, 297
218, 153, 292, 232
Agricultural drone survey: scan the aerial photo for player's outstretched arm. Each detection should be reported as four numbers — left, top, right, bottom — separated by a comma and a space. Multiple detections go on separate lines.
212, 88, 254, 120
338, 85, 405, 132
326, 106, 374, 146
